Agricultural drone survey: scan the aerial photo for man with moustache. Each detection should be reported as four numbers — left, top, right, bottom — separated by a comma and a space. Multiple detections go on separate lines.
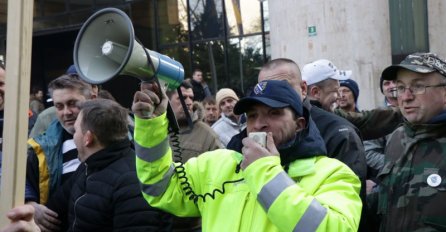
228, 58, 369, 231
133, 79, 362, 231
230, 59, 367, 190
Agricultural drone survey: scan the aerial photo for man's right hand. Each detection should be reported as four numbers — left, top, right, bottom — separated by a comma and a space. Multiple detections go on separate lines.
132, 82, 168, 119
27, 202, 60, 232
241, 132, 279, 170
0, 204, 40, 232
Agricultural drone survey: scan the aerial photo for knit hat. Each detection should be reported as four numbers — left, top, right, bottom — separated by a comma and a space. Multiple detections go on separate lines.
339, 78, 359, 103
216, 88, 239, 107
381, 52, 446, 80
234, 80, 303, 116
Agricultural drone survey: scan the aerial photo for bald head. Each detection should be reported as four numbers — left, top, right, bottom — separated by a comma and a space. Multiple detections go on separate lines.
258, 58, 306, 99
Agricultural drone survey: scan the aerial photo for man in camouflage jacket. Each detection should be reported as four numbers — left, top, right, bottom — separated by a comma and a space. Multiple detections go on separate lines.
374, 52, 446, 231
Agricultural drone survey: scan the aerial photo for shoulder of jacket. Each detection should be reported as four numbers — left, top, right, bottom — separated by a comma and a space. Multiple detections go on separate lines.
211, 118, 225, 128
315, 156, 358, 176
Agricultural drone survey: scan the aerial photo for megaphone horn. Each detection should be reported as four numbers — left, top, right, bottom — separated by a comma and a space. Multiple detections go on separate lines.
73, 7, 184, 89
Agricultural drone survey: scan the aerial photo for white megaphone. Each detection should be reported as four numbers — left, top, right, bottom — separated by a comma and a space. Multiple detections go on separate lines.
73, 7, 184, 90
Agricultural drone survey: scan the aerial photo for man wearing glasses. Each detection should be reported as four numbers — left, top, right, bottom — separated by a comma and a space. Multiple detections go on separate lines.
374, 52, 446, 231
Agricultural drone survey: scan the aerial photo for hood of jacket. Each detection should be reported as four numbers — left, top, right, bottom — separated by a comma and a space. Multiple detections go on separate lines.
227, 104, 327, 167
278, 106, 327, 166
192, 101, 204, 122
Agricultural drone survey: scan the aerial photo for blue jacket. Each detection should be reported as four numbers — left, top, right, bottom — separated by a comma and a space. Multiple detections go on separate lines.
26, 120, 65, 204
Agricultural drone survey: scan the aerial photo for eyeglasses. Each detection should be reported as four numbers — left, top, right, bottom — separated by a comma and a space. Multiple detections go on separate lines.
395, 83, 446, 96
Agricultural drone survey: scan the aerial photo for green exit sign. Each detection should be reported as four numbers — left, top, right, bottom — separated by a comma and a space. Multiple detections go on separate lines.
308, 26, 317, 37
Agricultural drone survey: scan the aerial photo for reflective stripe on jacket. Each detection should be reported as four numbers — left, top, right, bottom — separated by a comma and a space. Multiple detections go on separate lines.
135, 113, 362, 232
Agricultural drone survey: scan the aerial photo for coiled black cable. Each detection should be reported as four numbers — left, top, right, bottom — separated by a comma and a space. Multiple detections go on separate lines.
169, 128, 244, 204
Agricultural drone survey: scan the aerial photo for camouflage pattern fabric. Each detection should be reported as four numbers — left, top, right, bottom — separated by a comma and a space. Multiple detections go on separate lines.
377, 121, 446, 231
382, 52, 446, 81
334, 106, 403, 140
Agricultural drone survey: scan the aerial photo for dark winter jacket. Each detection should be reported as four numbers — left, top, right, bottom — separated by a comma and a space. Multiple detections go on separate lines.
306, 99, 369, 232
190, 79, 207, 102
307, 100, 367, 182
46, 140, 173, 232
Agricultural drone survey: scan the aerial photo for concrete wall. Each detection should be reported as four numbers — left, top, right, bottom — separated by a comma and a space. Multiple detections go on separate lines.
428, 0, 446, 57
268, 0, 392, 109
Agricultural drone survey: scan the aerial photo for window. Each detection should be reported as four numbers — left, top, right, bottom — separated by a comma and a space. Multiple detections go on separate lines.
389, 0, 429, 63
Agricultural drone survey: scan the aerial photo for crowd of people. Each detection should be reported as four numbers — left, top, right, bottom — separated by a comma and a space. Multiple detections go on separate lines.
1, 51, 446, 232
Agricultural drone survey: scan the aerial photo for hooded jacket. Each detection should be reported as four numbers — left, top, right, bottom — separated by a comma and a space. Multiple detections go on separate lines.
173, 102, 222, 163
135, 112, 362, 232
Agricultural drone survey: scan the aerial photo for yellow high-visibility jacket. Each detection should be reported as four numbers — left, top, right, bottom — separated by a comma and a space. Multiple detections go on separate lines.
135, 113, 362, 232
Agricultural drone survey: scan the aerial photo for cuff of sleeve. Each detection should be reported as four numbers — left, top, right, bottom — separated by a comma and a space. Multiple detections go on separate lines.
135, 112, 168, 147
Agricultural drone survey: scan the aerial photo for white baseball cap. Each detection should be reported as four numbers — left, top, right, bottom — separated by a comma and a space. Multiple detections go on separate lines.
302, 59, 351, 85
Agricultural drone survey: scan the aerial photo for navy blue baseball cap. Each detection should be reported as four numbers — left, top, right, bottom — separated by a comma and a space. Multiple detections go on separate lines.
66, 64, 78, 74
234, 80, 303, 116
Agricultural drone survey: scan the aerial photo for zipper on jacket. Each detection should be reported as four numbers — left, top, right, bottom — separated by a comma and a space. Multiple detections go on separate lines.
239, 192, 253, 231
72, 163, 89, 231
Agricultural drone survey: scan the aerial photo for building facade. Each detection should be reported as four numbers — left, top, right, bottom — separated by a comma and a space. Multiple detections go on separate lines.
1, 0, 444, 109
269, 0, 446, 109
0, 0, 270, 107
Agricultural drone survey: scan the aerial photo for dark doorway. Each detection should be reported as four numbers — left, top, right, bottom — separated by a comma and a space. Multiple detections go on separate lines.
32, 29, 139, 109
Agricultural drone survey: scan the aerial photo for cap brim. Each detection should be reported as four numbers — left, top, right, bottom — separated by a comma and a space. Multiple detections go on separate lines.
234, 97, 289, 115
381, 64, 436, 80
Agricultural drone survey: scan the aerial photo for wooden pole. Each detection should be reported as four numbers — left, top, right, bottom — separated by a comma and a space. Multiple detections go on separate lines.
0, 0, 34, 227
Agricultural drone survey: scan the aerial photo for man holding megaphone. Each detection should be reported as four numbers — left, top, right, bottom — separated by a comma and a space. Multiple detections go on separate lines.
132, 79, 362, 231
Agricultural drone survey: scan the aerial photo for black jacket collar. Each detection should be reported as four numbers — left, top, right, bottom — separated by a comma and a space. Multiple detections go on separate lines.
84, 139, 132, 171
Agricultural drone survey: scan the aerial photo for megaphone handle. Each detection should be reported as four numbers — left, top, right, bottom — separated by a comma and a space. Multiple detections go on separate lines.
166, 102, 180, 133
135, 37, 180, 133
